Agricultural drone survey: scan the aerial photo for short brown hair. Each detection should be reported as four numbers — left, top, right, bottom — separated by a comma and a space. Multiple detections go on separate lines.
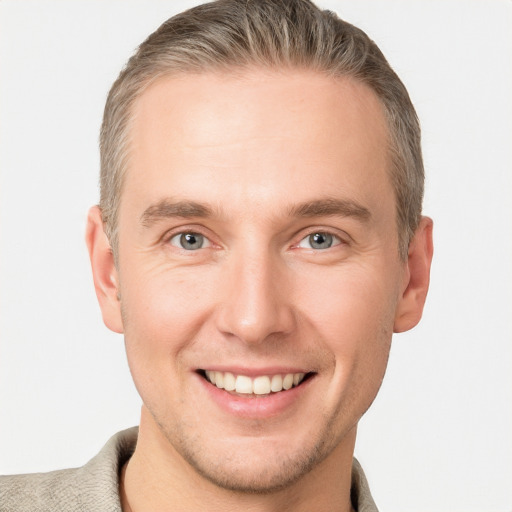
100, 0, 423, 260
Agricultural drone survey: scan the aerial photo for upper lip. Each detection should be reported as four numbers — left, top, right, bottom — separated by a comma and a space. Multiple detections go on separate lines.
197, 366, 313, 376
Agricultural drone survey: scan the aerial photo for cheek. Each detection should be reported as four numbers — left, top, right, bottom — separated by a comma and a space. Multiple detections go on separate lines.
300, 263, 398, 342
121, 263, 216, 337
298, 264, 397, 401
119, 277, 206, 422
118, 266, 218, 393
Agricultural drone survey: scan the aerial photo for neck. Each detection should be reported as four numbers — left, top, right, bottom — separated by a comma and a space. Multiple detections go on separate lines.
121, 408, 357, 512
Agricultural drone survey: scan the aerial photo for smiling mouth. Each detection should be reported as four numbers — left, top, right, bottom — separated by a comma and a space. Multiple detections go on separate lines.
198, 370, 314, 396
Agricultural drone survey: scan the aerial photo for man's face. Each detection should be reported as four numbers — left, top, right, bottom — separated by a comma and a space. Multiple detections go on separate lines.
114, 69, 408, 491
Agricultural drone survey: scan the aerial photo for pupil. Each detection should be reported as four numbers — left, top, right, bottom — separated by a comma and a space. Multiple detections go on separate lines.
181, 233, 203, 249
310, 232, 332, 249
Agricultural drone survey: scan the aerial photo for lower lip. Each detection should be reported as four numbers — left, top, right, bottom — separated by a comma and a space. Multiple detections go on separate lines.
196, 373, 314, 419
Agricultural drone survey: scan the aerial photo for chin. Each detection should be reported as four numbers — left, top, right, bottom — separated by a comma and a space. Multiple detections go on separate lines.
180, 443, 321, 494
161, 416, 342, 495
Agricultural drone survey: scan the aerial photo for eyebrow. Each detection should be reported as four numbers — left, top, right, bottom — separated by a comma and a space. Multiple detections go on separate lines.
140, 197, 371, 227
288, 198, 371, 221
140, 200, 215, 227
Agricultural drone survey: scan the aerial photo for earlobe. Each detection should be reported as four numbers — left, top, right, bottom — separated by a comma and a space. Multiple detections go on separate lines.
85, 206, 124, 334
393, 216, 434, 333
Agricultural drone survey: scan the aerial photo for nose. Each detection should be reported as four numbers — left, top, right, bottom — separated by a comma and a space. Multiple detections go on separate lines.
215, 247, 295, 345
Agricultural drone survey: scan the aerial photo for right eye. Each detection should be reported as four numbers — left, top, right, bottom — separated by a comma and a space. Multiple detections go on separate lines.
169, 232, 211, 251
297, 231, 341, 250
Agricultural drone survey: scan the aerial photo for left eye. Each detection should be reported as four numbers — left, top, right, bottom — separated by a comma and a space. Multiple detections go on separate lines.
169, 232, 211, 250
298, 232, 341, 250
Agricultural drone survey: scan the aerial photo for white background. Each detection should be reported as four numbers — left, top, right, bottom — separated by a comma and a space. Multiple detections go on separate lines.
1, 1, 511, 511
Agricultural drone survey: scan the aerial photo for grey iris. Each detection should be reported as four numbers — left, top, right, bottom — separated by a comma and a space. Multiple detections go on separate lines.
180, 233, 204, 250
309, 232, 333, 249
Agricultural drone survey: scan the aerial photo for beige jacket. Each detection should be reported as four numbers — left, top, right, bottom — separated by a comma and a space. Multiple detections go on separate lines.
0, 428, 378, 511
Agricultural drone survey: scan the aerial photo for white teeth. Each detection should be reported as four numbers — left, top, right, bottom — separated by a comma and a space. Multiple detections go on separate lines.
270, 374, 283, 392
223, 372, 236, 391
282, 373, 294, 390
204, 371, 306, 395
293, 373, 305, 386
214, 371, 224, 389
235, 375, 253, 394
253, 376, 271, 395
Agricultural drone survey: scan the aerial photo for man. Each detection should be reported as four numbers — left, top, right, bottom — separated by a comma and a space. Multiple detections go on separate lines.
0, 0, 433, 510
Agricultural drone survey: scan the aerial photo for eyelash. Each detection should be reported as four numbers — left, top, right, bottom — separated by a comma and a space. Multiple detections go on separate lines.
296, 231, 343, 250
168, 231, 211, 250
162, 225, 213, 251
163, 227, 347, 252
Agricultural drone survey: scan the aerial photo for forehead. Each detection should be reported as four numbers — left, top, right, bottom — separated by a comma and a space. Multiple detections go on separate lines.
123, 68, 392, 217
131, 68, 389, 151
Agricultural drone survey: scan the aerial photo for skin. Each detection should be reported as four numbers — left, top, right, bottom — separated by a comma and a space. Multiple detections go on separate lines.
87, 69, 433, 512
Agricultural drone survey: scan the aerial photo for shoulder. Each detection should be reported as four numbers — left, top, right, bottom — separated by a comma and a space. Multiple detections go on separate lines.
0, 467, 82, 511
351, 457, 379, 512
0, 427, 137, 512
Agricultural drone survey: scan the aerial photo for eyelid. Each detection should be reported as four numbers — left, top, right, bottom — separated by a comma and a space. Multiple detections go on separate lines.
298, 232, 341, 249
168, 232, 212, 249
160, 225, 349, 251
161, 224, 216, 248
293, 227, 350, 250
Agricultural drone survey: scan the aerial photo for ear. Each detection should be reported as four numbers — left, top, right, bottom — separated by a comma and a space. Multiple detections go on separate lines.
85, 206, 124, 334
394, 216, 434, 333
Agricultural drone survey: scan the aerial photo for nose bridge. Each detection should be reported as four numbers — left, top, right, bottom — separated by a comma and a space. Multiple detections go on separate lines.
216, 242, 294, 344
